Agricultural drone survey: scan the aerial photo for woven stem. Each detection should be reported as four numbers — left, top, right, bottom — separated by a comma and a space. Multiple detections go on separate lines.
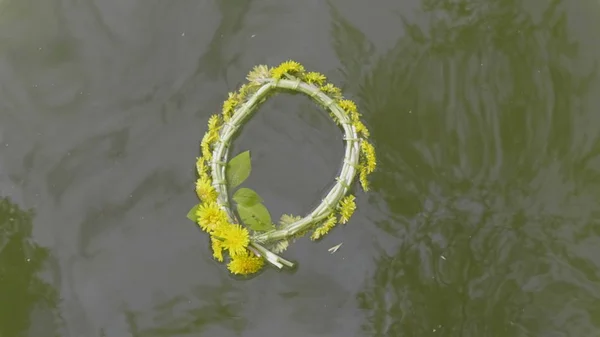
251, 79, 360, 244
209, 77, 361, 269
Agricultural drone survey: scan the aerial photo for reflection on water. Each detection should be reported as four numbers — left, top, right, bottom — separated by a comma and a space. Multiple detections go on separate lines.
0, 197, 62, 336
122, 281, 247, 337
337, 0, 600, 335
197, 0, 251, 81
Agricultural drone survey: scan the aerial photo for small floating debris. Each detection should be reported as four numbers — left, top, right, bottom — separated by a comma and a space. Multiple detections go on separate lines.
328, 243, 343, 254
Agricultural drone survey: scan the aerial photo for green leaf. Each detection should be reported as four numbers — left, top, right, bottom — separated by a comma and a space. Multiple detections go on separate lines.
226, 150, 251, 189
233, 187, 263, 206
279, 214, 302, 228
237, 203, 274, 232
187, 204, 200, 222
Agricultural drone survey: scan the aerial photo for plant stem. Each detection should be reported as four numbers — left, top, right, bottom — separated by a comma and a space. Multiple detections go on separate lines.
210, 76, 361, 269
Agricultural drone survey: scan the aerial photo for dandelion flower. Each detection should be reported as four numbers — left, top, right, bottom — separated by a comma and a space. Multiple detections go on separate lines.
196, 202, 228, 232
239, 83, 258, 99
195, 176, 217, 203
338, 194, 356, 224
360, 141, 377, 173
200, 131, 217, 160
353, 120, 370, 138
211, 237, 224, 262
220, 223, 250, 257
227, 250, 265, 275
271, 60, 305, 79
320, 83, 342, 99
304, 72, 327, 85
359, 165, 370, 192
207, 114, 222, 134
338, 99, 358, 115
196, 157, 208, 176
222, 92, 240, 121
247, 65, 271, 84
311, 214, 338, 240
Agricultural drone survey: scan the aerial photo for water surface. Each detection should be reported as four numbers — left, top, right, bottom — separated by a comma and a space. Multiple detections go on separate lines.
1, 0, 600, 336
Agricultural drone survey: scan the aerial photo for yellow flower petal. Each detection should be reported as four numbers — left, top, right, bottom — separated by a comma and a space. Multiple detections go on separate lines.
311, 214, 338, 241
211, 237, 224, 262
207, 114, 222, 134
227, 250, 265, 275
353, 120, 370, 138
196, 157, 208, 176
304, 72, 327, 85
220, 223, 250, 257
247, 65, 271, 84
200, 130, 218, 161
360, 141, 377, 174
338, 99, 358, 115
195, 176, 217, 203
359, 165, 370, 192
238, 83, 259, 99
222, 92, 240, 121
196, 202, 228, 233
338, 195, 356, 224
320, 83, 342, 99
271, 60, 305, 79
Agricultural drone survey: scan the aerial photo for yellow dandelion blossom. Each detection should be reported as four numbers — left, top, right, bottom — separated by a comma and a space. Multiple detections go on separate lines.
222, 92, 240, 121
199, 169, 211, 184
281, 60, 305, 72
304, 72, 327, 85
247, 65, 271, 84
196, 202, 228, 232
196, 156, 208, 176
239, 83, 259, 99
338, 194, 356, 224
270, 67, 285, 80
211, 237, 224, 262
353, 120, 370, 138
220, 223, 250, 257
207, 114, 222, 133
238, 84, 250, 98
311, 214, 338, 241
320, 83, 342, 99
271, 60, 305, 79
207, 126, 220, 141
358, 141, 376, 190
227, 250, 265, 275
338, 99, 358, 115
201, 144, 211, 161
350, 110, 362, 123
359, 165, 370, 192
195, 176, 217, 202
200, 130, 218, 160
360, 141, 377, 173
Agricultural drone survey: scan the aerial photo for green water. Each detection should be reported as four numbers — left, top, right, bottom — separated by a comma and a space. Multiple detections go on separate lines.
1, 0, 600, 336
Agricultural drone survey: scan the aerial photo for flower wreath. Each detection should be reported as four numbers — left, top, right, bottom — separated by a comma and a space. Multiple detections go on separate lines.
187, 60, 376, 276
